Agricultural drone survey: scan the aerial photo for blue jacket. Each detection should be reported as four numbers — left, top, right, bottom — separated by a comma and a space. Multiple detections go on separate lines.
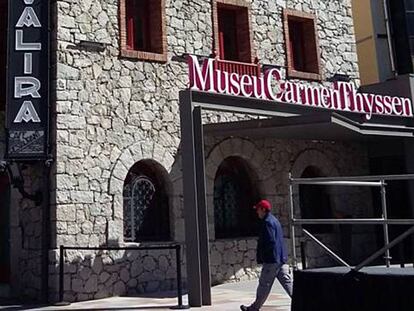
257, 213, 288, 264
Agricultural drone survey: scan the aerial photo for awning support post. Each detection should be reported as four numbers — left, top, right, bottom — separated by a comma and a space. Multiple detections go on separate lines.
179, 90, 211, 307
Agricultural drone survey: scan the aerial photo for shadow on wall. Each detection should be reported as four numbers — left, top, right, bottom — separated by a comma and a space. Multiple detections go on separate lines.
209, 238, 261, 286
292, 150, 376, 269
209, 154, 263, 286
298, 189, 377, 269
49, 240, 185, 303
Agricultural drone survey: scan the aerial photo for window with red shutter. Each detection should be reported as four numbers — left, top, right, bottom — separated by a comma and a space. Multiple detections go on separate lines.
120, 0, 167, 62
284, 9, 321, 80
126, 0, 150, 51
215, 1, 252, 63
289, 20, 306, 72
218, 8, 239, 61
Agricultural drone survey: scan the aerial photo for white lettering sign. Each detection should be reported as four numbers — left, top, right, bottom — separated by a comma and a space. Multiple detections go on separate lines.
188, 55, 413, 120
13, 0, 43, 124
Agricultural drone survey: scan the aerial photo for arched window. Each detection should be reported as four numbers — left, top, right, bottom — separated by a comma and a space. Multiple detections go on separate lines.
214, 157, 260, 239
123, 160, 170, 242
299, 166, 333, 234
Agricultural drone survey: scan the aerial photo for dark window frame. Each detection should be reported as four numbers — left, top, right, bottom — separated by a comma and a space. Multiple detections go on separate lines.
119, 0, 167, 62
283, 9, 322, 81
126, 0, 150, 51
218, 7, 239, 61
213, 0, 254, 63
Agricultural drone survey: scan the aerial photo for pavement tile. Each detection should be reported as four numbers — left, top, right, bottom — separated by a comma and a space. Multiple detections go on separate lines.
0, 280, 291, 311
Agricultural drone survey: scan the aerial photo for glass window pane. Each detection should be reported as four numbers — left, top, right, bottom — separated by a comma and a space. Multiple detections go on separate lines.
406, 12, 414, 35
405, 0, 414, 11
409, 37, 414, 55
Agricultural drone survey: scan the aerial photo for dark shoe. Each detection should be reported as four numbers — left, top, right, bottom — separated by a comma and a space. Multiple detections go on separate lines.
240, 305, 250, 311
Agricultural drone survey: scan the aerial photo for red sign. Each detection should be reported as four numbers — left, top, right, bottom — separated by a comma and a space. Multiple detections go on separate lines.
188, 55, 413, 120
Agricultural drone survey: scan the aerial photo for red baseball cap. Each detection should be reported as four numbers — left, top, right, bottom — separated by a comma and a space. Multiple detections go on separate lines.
254, 199, 272, 210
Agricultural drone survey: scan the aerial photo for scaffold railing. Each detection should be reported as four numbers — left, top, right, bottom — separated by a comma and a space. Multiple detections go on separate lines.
288, 173, 414, 273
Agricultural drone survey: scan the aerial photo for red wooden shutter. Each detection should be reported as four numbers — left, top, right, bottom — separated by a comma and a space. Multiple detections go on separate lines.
218, 9, 225, 59
219, 31, 225, 59
126, 0, 135, 49
288, 20, 296, 70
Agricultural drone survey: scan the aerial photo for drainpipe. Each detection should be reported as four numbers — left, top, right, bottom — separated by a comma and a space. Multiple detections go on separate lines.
383, 0, 397, 77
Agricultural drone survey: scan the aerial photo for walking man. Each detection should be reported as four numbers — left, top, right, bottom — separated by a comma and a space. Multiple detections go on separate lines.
240, 199, 293, 311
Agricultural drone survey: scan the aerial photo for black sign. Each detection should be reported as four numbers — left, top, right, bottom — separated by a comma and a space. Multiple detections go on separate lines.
6, 0, 49, 160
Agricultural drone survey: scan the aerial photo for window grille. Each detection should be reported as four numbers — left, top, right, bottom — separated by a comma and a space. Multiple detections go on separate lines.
123, 160, 171, 242
124, 174, 156, 242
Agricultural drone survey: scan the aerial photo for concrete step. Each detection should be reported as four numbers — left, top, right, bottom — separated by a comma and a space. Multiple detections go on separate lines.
0, 284, 10, 299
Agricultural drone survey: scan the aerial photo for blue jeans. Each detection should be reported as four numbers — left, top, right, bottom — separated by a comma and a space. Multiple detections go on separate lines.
249, 263, 293, 311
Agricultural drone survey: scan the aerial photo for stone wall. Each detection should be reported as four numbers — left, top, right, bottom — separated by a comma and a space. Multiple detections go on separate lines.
49, 247, 181, 302
249, 0, 359, 80
50, 238, 262, 302
210, 239, 261, 285
7, 164, 45, 301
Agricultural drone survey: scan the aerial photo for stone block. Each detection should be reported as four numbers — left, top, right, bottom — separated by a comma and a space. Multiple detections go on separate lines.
56, 205, 76, 222
131, 260, 143, 278
143, 256, 156, 271
120, 268, 130, 283
72, 278, 83, 293
99, 271, 110, 284
84, 275, 98, 293
79, 266, 92, 281
113, 281, 126, 296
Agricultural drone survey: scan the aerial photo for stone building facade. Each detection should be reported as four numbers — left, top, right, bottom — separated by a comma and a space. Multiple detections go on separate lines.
0, 0, 382, 303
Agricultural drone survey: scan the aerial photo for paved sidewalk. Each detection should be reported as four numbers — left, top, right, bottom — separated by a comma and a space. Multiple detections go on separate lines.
0, 280, 291, 311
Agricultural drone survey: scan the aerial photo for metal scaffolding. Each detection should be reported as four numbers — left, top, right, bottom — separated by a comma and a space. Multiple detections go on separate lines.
288, 173, 414, 272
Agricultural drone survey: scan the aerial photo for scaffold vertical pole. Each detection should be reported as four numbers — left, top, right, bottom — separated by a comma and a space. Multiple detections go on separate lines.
380, 179, 391, 267
288, 173, 297, 270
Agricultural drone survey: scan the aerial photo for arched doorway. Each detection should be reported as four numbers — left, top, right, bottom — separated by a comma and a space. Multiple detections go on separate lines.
0, 173, 10, 285
213, 156, 260, 239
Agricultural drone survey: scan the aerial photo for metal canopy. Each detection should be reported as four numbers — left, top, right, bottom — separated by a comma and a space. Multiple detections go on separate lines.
178, 89, 414, 307
204, 113, 414, 140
